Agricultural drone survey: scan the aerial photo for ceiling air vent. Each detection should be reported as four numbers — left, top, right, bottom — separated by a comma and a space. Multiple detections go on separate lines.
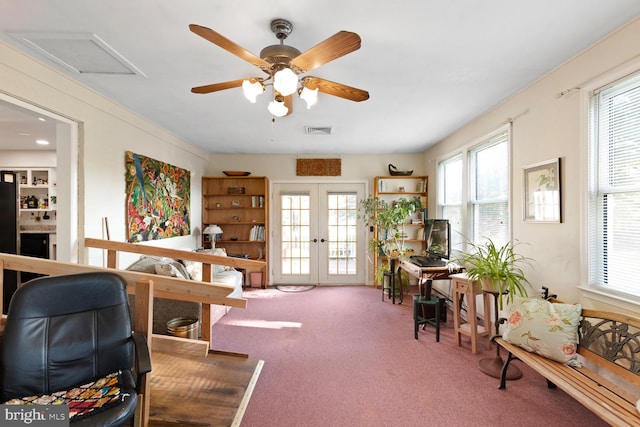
9, 32, 146, 76
304, 126, 332, 135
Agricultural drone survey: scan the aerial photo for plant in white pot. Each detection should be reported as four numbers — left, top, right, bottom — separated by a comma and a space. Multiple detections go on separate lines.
457, 238, 532, 309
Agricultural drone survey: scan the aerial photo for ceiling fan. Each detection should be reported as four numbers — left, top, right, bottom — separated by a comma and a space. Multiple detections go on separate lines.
189, 19, 369, 117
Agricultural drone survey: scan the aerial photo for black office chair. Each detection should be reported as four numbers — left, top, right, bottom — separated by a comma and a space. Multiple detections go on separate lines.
0, 272, 151, 426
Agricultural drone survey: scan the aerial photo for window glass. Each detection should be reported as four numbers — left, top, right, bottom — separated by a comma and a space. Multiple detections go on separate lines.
438, 155, 463, 251
437, 128, 510, 254
589, 71, 640, 296
469, 132, 510, 247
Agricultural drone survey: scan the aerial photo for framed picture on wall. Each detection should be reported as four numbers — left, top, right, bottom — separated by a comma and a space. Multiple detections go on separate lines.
523, 158, 561, 223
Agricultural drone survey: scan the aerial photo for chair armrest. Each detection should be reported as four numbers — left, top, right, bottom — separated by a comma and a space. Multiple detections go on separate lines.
132, 331, 152, 392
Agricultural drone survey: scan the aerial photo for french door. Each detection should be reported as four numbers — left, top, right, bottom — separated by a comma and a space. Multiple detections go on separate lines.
272, 182, 366, 285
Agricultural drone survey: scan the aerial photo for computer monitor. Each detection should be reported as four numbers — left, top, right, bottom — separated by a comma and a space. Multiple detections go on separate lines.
424, 219, 450, 260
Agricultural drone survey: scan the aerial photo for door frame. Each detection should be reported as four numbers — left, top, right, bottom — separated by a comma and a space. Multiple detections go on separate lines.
0, 93, 79, 263
269, 179, 368, 286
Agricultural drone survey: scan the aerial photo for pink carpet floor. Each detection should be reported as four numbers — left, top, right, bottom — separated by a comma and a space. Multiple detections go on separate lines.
211, 285, 608, 427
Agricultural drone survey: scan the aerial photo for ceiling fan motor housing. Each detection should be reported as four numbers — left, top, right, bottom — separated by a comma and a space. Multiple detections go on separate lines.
260, 44, 302, 74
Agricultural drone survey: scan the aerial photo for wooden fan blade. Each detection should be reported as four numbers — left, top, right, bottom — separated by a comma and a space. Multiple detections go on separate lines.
189, 24, 270, 69
303, 77, 369, 102
290, 31, 361, 73
283, 94, 294, 116
191, 79, 246, 94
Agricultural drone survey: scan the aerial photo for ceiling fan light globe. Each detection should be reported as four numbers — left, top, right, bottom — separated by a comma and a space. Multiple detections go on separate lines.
300, 87, 319, 109
268, 99, 289, 117
242, 80, 264, 103
273, 68, 298, 96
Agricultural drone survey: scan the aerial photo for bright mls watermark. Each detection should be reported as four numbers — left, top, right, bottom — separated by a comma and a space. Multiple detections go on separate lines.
0, 405, 68, 426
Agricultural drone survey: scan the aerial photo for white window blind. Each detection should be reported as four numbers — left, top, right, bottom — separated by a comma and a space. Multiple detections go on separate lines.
438, 154, 463, 251
589, 71, 640, 296
469, 131, 510, 247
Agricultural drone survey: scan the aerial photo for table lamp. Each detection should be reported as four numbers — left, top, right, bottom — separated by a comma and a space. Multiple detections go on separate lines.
203, 224, 223, 247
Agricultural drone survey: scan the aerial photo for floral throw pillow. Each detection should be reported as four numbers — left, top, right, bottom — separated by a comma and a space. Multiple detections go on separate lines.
502, 297, 582, 367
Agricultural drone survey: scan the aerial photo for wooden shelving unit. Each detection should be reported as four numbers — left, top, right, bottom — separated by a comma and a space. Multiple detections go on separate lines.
13, 168, 56, 211
202, 176, 269, 287
373, 175, 428, 287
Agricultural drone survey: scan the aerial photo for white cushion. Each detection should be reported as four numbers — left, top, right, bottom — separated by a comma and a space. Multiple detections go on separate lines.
127, 256, 189, 279
154, 263, 184, 278
502, 297, 582, 367
194, 248, 234, 274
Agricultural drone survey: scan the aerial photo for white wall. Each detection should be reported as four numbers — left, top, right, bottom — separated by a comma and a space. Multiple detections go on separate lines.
424, 18, 640, 312
207, 153, 427, 193
0, 151, 56, 167
1, 40, 210, 267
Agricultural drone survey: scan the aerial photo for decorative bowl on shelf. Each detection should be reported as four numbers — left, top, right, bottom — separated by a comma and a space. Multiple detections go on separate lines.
388, 164, 413, 176
223, 171, 251, 176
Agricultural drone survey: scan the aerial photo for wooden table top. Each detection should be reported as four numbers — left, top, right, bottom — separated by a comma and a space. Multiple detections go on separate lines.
148, 351, 263, 426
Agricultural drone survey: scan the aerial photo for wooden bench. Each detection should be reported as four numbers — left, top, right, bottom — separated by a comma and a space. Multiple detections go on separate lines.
495, 308, 640, 427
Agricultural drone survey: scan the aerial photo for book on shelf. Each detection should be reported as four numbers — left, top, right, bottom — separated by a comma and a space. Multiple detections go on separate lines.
251, 195, 265, 208
249, 225, 265, 241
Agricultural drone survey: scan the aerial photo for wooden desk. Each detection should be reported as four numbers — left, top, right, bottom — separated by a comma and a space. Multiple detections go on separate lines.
398, 259, 462, 293
450, 273, 491, 354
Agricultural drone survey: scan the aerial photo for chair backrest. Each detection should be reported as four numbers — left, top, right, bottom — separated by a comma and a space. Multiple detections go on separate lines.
0, 272, 134, 401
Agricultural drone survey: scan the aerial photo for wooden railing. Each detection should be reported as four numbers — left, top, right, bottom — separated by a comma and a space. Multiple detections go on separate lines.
84, 238, 266, 342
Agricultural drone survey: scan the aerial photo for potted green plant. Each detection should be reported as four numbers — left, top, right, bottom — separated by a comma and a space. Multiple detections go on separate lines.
359, 195, 423, 293
359, 195, 423, 259
457, 238, 532, 309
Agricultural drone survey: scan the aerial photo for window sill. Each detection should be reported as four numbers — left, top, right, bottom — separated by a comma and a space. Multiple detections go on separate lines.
577, 285, 640, 313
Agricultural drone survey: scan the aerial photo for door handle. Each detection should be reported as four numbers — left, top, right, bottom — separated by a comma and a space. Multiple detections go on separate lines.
312, 238, 318, 243
320, 239, 326, 243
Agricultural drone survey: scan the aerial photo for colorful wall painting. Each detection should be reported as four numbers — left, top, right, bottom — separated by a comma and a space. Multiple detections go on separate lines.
125, 151, 190, 242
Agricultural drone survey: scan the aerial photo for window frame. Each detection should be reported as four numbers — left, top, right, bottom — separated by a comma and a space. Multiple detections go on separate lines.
583, 68, 640, 305
436, 124, 512, 256
579, 59, 640, 311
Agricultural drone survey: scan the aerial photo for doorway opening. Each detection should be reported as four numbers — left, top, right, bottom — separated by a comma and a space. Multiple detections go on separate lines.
271, 181, 366, 286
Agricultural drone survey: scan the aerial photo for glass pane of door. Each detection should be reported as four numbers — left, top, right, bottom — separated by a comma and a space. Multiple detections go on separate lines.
318, 184, 365, 285
280, 194, 311, 275
326, 192, 358, 275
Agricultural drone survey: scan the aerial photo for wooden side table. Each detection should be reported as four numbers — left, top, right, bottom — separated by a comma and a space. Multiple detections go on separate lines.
451, 273, 492, 354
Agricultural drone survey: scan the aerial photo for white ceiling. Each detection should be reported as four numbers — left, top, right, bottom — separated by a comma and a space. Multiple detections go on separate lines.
0, 1, 639, 154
